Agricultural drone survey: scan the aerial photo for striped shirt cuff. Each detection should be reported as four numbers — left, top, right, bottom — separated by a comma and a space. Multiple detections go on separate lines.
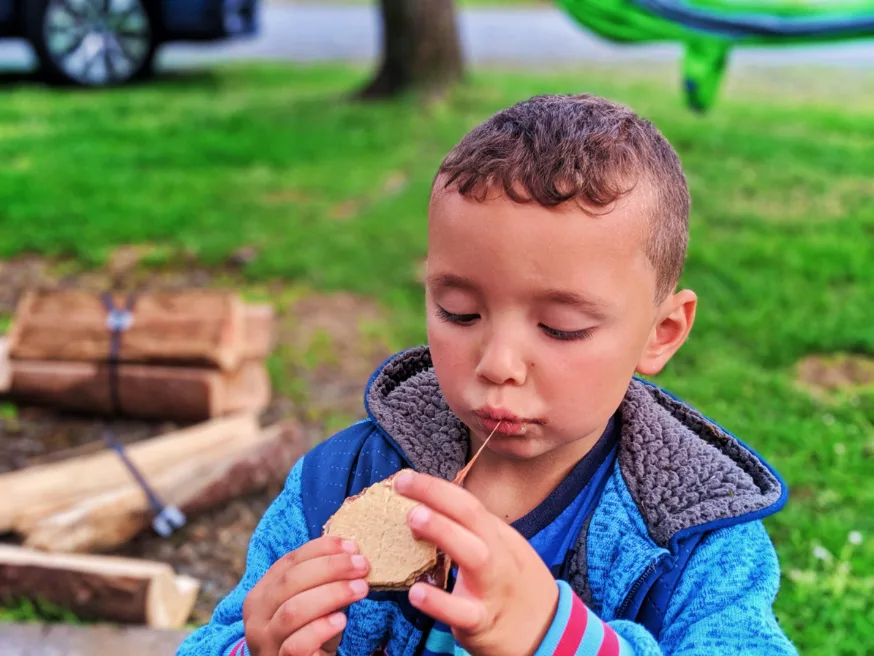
534, 580, 635, 656
228, 637, 247, 656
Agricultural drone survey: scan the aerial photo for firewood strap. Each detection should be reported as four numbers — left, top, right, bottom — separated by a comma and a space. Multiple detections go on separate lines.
99, 291, 187, 538
102, 291, 137, 415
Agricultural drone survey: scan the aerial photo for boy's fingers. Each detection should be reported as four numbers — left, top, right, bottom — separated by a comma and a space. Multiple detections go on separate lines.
249, 537, 358, 619
407, 583, 486, 635
407, 505, 490, 575
320, 629, 344, 655
270, 579, 368, 639
274, 536, 358, 574
394, 472, 494, 537
277, 613, 346, 656
263, 552, 370, 616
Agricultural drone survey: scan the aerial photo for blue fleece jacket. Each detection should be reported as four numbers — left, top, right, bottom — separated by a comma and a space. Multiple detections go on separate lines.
178, 346, 797, 656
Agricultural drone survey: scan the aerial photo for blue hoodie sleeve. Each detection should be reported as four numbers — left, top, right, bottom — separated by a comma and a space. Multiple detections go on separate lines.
176, 456, 311, 656
606, 521, 798, 656
533, 580, 636, 655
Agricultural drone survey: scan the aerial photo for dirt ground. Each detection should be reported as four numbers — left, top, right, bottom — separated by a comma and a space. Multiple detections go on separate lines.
0, 254, 395, 625
795, 352, 874, 398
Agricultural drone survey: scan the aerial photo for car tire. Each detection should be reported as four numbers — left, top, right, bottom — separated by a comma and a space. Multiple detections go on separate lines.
26, 0, 160, 87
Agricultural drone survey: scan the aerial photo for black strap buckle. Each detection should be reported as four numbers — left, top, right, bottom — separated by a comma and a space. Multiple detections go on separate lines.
100, 291, 186, 537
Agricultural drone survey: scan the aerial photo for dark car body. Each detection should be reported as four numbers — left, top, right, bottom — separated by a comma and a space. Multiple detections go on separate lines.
0, 0, 258, 43
0, 0, 259, 86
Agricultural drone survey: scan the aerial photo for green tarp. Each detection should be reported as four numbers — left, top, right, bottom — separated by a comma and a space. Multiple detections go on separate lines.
556, 0, 874, 110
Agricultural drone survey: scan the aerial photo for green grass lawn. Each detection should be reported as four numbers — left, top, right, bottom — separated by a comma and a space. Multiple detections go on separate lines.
0, 62, 872, 653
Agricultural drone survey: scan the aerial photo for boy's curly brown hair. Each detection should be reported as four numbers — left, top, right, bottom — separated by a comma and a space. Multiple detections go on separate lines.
435, 94, 690, 300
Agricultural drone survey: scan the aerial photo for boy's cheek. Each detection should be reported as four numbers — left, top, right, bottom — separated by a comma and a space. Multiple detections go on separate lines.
428, 331, 472, 394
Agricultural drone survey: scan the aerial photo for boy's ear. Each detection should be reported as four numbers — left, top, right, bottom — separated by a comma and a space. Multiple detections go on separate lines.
636, 289, 697, 377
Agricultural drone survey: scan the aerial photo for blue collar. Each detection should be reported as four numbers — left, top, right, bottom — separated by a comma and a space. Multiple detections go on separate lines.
512, 414, 619, 539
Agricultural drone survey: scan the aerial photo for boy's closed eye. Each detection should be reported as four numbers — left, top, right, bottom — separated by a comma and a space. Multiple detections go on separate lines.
539, 324, 594, 342
435, 306, 594, 342
436, 306, 479, 325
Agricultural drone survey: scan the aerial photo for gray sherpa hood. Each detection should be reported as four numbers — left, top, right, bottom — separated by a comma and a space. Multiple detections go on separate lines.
363, 346, 787, 550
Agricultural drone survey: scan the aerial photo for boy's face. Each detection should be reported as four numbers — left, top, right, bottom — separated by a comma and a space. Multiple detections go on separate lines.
425, 186, 696, 461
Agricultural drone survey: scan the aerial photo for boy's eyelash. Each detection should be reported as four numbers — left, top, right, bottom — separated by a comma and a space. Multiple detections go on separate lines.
437, 306, 593, 342
539, 325, 594, 342
436, 306, 479, 325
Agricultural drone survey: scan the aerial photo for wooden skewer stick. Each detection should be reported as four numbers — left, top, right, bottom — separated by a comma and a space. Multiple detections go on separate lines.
452, 421, 502, 487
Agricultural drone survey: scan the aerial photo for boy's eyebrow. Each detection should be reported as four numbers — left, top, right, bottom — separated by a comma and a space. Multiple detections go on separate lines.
426, 273, 478, 293
538, 288, 610, 317
427, 274, 608, 316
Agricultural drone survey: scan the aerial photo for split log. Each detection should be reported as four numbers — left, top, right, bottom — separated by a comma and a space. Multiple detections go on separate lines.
222, 358, 272, 416
24, 420, 309, 554
28, 421, 305, 551
0, 544, 199, 629
0, 336, 9, 393
0, 412, 261, 533
243, 303, 277, 360
5, 358, 271, 421
7, 289, 248, 371
24, 436, 144, 468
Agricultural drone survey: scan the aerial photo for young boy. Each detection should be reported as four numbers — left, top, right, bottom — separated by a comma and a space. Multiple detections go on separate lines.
178, 94, 797, 656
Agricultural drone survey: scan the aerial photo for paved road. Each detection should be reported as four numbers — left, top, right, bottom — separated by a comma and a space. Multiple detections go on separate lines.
159, 4, 686, 67
1, 623, 190, 656
0, 3, 872, 75
169, 4, 874, 70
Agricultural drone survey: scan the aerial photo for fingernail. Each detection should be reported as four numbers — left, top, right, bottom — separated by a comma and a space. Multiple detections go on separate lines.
341, 540, 357, 554
329, 612, 346, 628
351, 555, 367, 571
350, 579, 368, 596
409, 505, 430, 528
409, 585, 425, 604
394, 471, 414, 492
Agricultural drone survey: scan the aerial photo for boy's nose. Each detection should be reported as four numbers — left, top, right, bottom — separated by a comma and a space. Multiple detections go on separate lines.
475, 336, 527, 386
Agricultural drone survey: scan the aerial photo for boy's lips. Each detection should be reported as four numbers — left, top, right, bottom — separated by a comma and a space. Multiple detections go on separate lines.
473, 407, 545, 435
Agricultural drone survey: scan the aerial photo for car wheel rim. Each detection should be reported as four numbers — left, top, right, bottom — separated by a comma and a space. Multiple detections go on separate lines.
43, 0, 151, 85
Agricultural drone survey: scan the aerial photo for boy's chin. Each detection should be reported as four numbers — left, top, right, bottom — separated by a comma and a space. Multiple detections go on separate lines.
474, 433, 552, 461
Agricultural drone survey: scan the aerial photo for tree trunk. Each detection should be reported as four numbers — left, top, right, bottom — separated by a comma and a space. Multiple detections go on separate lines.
358, 0, 464, 99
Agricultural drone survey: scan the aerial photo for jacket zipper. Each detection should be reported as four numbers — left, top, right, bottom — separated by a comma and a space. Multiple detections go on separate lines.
616, 555, 664, 618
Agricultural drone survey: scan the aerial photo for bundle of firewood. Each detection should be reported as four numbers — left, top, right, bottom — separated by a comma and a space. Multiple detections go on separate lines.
0, 413, 310, 627
0, 288, 308, 629
0, 412, 301, 551
1, 288, 275, 421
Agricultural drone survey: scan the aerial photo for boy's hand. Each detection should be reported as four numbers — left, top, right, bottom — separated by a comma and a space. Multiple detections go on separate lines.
394, 471, 559, 656
242, 536, 370, 656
